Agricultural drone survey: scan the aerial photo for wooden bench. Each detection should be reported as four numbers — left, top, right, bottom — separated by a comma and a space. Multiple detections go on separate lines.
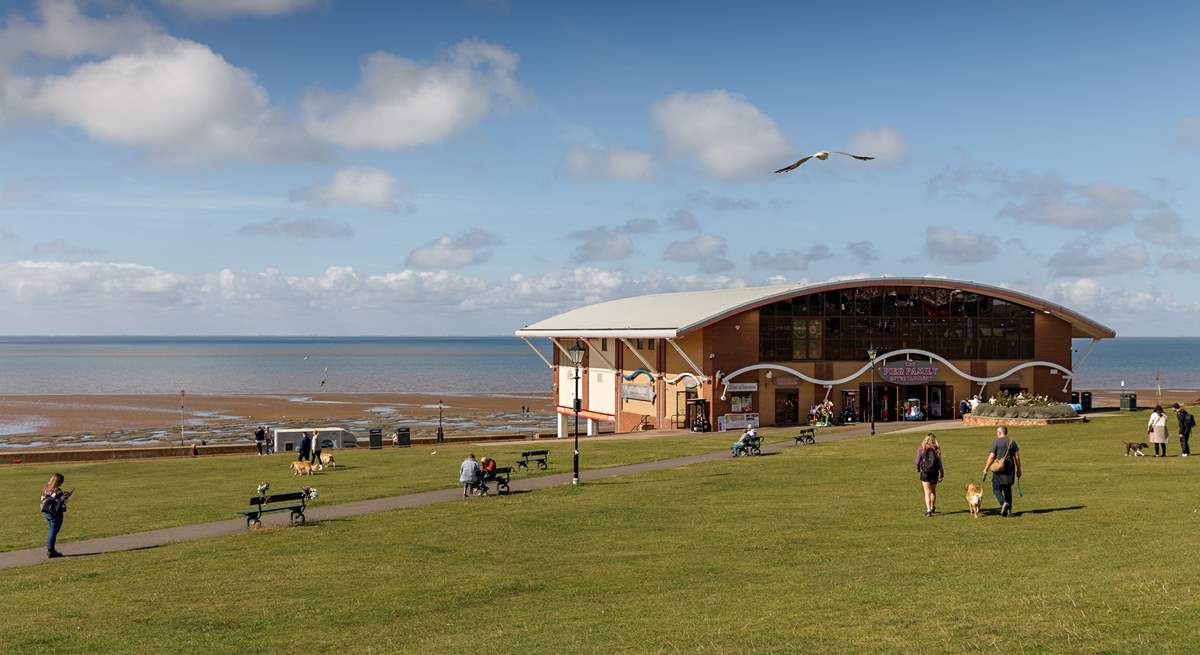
239, 492, 307, 528
480, 466, 513, 495
793, 427, 817, 445
517, 449, 550, 471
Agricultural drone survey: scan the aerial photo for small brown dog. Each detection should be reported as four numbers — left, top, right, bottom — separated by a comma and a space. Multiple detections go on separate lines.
1124, 442, 1148, 457
291, 460, 315, 476
965, 482, 983, 518
318, 453, 336, 470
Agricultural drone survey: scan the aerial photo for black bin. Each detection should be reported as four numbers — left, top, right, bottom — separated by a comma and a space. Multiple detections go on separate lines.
368, 428, 383, 450
1080, 392, 1092, 411
395, 427, 411, 448
1120, 393, 1137, 411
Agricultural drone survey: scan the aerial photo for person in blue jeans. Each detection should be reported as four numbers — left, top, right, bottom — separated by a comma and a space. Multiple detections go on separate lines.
982, 426, 1022, 516
40, 473, 73, 558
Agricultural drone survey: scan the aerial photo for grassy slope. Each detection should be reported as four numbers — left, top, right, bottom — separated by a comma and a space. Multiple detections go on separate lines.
1, 413, 1197, 654
0, 432, 760, 551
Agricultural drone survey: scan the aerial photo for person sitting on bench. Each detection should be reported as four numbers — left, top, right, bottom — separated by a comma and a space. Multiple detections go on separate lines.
731, 426, 757, 456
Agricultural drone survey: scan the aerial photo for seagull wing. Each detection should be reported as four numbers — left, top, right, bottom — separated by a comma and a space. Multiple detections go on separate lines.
774, 155, 814, 174
833, 151, 875, 161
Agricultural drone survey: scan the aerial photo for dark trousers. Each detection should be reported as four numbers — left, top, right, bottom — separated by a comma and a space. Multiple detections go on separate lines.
310, 448, 322, 464
1181, 430, 1191, 456
256, 441, 265, 455
44, 511, 64, 553
298, 449, 310, 462
992, 477, 1013, 508
1154, 443, 1166, 457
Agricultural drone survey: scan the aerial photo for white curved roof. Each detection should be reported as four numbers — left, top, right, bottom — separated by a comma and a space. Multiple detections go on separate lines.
514, 277, 1115, 340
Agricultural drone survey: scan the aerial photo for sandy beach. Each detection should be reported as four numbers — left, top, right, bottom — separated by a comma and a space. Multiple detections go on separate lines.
0, 393, 556, 449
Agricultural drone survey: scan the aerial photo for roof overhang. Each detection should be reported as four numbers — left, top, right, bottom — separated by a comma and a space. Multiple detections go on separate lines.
515, 277, 1116, 341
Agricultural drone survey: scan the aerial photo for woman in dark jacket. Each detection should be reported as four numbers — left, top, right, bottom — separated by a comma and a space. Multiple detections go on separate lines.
915, 433, 945, 517
40, 473, 73, 558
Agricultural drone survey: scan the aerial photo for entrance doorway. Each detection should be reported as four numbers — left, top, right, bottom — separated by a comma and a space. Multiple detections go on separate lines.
860, 383, 896, 422
774, 389, 799, 425
675, 390, 698, 429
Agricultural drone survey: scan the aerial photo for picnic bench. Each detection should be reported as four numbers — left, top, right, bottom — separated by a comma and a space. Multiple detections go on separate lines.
793, 427, 817, 445
480, 466, 513, 495
240, 492, 307, 528
517, 449, 550, 471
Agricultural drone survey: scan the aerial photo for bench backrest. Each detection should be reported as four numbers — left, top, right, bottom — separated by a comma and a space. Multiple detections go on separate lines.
247, 492, 306, 506
492, 466, 512, 475
522, 450, 549, 457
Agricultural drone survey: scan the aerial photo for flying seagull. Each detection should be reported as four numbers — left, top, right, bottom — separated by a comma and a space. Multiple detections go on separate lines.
774, 151, 874, 174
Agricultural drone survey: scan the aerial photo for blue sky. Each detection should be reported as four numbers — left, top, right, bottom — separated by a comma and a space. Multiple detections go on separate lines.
1, 0, 1198, 335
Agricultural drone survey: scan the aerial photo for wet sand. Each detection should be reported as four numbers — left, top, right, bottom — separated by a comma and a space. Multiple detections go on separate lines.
0, 393, 556, 448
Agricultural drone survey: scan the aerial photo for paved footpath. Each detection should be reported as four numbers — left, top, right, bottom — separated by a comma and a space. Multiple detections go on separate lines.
0, 422, 923, 572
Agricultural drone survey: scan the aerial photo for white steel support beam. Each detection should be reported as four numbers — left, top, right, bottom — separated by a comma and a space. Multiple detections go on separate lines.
521, 337, 553, 370
619, 338, 659, 377
549, 337, 575, 362
666, 338, 706, 380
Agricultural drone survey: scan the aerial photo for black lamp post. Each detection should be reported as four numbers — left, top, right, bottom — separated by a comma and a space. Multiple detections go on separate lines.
566, 339, 586, 485
436, 399, 445, 443
867, 346, 878, 436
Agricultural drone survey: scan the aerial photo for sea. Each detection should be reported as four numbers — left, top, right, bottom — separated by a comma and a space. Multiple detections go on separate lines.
0, 336, 1196, 396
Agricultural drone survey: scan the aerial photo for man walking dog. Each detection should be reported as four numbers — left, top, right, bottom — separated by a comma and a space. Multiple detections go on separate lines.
982, 426, 1022, 516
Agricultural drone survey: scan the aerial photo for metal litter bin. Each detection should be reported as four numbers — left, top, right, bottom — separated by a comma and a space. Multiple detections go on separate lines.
1080, 392, 1092, 412
1120, 393, 1137, 411
395, 427, 410, 447
368, 428, 383, 450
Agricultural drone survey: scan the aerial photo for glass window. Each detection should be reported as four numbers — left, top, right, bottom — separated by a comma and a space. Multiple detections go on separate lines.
648, 338, 655, 350
601, 338, 608, 351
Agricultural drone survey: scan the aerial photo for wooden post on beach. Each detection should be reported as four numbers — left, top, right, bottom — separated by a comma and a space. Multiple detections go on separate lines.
180, 389, 186, 447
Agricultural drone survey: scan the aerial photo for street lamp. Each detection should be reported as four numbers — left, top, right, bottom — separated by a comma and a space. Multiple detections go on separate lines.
436, 399, 445, 443
867, 346, 878, 436
566, 339, 586, 485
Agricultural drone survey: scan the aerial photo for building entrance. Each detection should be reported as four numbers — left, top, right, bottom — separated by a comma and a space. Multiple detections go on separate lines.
774, 389, 799, 425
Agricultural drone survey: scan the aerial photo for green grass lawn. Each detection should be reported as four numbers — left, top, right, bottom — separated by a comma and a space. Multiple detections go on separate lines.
0, 430, 770, 551
1, 412, 1196, 654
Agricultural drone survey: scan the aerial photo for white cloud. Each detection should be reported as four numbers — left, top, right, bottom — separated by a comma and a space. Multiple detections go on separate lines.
1134, 210, 1184, 246
157, 0, 321, 19
10, 36, 321, 162
0, 0, 157, 64
405, 229, 501, 269
1048, 241, 1148, 277
928, 160, 1162, 230
750, 245, 832, 271
1174, 117, 1200, 149
567, 218, 657, 262
564, 145, 654, 181
0, 260, 186, 305
1038, 278, 1198, 320
302, 40, 523, 149
686, 190, 758, 211
235, 217, 355, 239
650, 90, 790, 179
847, 126, 909, 164
663, 233, 734, 273
666, 209, 701, 232
846, 240, 879, 265
294, 166, 407, 212
923, 226, 998, 264
31, 239, 104, 257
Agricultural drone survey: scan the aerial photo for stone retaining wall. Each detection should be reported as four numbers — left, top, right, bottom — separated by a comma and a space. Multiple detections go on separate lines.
962, 415, 1086, 427
0, 431, 562, 465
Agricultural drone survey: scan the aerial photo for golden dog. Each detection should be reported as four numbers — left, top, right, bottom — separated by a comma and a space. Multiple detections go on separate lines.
965, 482, 983, 518
318, 453, 336, 470
291, 460, 315, 476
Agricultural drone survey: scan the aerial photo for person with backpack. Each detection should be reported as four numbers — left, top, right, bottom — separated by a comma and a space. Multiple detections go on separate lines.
1173, 403, 1193, 457
915, 433, 944, 517
982, 426, 1022, 516
40, 473, 74, 559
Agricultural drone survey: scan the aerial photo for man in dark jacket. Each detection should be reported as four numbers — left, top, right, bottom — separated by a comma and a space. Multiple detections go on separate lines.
1173, 403, 1193, 457
298, 433, 312, 462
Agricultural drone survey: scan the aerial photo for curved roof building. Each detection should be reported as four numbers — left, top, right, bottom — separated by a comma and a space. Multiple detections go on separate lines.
517, 277, 1114, 435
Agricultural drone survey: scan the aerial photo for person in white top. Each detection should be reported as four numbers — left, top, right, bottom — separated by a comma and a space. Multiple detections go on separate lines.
1147, 405, 1170, 457
459, 453, 480, 497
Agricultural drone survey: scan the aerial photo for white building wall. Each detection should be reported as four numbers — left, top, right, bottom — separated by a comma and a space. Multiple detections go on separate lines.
588, 368, 616, 417
558, 365, 581, 408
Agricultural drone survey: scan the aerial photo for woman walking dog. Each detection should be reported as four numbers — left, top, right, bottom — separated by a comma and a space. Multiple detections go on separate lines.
1148, 405, 1170, 457
915, 433, 944, 516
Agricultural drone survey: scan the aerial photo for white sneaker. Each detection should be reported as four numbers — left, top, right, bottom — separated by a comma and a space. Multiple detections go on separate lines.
1183, 453, 1189, 457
